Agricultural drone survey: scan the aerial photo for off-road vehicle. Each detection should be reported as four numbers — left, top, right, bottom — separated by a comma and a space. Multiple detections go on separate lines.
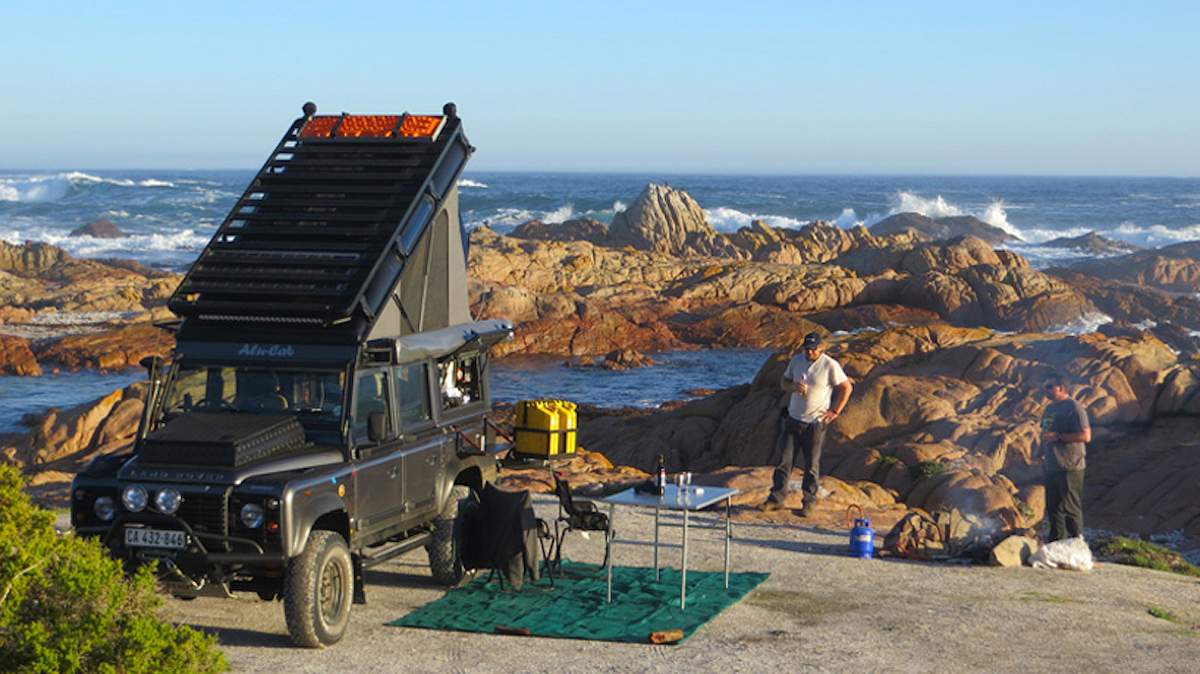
71, 103, 511, 647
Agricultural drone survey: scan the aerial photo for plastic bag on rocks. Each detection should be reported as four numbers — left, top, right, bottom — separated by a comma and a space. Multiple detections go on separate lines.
1030, 536, 1093, 571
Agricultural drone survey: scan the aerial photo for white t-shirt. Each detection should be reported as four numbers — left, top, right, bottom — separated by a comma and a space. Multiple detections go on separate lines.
784, 352, 849, 423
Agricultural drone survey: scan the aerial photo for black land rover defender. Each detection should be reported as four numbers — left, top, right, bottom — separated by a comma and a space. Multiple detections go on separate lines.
70, 103, 511, 648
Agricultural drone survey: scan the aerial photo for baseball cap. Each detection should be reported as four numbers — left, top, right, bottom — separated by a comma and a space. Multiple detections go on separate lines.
802, 332, 823, 349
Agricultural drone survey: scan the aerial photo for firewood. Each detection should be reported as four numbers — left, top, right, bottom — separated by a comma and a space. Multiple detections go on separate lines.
649, 629, 684, 644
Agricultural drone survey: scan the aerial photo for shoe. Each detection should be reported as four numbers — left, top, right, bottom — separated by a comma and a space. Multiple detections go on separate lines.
800, 502, 816, 518
760, 500, 783, 512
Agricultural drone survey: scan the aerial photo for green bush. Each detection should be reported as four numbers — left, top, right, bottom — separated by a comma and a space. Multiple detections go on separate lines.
1094, 536, 1200, 578
908, 459, 945, 482
0, 465, 226, 673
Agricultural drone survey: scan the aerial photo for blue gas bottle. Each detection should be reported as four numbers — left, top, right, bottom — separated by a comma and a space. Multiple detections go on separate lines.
849, 517, 875, 559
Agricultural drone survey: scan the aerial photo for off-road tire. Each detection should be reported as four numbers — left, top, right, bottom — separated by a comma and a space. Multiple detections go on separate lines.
427, 485, 476, 585
283, 530, 353, 648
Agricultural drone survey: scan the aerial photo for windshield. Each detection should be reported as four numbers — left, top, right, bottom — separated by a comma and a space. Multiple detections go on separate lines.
162, 365, 346, 424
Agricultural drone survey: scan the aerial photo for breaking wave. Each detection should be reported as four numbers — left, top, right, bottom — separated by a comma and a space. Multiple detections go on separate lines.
833, 208, 859, 229
0, 171, 179, 202
1104, 222, 1200, 247
457, 178, 488, 189
0, 226, 210, 266
863, 191, 1024, 240
1045, 311, 1114, 335
1006, 222, 1200, 266
464, 200, 631, 231
703, 207, 807, 232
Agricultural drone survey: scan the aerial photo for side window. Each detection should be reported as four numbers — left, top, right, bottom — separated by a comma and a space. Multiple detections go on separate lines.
396, 363, 431, 429
457, 355, 482, 403
438, 355, 483, 411
352, 370, 392, 444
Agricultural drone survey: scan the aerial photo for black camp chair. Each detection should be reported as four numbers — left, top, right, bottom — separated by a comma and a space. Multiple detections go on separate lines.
551, 472, 612, 574
462, 484, 554, 590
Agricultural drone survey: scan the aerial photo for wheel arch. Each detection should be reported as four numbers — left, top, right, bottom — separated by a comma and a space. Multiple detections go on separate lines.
287, 492, 349, 557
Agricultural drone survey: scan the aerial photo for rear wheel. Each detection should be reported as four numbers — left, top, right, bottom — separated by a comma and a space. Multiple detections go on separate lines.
283, 530, 353, 648
427, 485, 476, 585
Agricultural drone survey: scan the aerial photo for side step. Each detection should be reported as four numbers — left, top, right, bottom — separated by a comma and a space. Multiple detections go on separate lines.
360, 530, 433, 569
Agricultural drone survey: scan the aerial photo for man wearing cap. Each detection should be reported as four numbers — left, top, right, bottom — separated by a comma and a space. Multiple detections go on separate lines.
1039, 373, 1090, 541
764, 332, 852, 516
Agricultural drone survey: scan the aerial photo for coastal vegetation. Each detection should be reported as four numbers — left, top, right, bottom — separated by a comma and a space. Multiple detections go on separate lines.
0, 464, 226, 673
1095, 537, 1200, 578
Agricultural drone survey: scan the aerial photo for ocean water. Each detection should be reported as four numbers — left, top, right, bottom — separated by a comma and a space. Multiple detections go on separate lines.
1, 170, 1199, 269
2, 170, 1199, 422
0, 351, 771, 434
490, 349, 772, 409
0, 371, 142, 434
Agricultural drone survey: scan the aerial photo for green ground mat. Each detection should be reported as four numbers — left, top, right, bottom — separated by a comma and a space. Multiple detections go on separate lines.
388, 561, 768, 644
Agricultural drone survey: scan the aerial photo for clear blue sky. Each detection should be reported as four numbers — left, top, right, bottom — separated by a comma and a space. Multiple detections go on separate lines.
1, 1, 1196, 175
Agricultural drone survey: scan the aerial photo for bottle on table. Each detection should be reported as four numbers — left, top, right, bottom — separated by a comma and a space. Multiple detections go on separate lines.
655, 454, 667, 496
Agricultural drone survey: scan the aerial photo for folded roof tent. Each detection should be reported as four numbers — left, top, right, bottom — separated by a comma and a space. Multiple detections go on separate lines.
169, 102, 474, 345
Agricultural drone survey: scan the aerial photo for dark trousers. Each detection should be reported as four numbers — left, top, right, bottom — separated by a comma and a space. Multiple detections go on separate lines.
770, 415, 827, 506
1044, 468, 1085, 541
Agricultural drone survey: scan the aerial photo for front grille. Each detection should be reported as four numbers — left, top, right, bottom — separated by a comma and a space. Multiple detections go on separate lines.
178, 492, 229, 542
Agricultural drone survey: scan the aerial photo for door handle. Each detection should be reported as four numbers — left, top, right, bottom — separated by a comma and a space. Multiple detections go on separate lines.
388, 465, 399, 479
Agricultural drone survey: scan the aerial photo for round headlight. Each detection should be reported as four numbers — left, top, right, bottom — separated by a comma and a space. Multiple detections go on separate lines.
154, 488, 182, 514
122, 485, 148, 512
240, 503, 264, 529
94, 496, 115, 522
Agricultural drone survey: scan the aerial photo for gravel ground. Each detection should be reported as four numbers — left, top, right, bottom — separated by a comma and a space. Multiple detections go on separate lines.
162, 497, 1200, 673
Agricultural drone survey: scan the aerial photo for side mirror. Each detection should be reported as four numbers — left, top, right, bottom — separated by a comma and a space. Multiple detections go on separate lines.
139, 355, 164, 373
367, 412, 387, 443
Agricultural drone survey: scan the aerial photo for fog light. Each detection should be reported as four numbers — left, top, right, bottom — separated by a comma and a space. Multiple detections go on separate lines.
122, 485, 147, 512
240, 503, 264, 529
154, 488, 182, 514
94, 496, 115, 522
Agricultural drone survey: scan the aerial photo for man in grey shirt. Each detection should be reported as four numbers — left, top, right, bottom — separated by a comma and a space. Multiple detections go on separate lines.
1039, 373, 1090, 541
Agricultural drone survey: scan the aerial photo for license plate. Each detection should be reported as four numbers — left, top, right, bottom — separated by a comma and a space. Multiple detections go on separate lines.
125, 527, 186, 549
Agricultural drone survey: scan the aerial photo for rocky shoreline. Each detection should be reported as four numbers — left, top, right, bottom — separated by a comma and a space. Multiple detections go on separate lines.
4, 182, 1200, 554
0, 240, 178, 374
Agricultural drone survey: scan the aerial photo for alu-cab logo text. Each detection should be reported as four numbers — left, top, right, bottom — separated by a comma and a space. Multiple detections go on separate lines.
238, 343, 296, 358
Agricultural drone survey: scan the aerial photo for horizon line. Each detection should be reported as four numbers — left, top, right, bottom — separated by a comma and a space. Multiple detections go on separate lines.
0, 167, 1197, 180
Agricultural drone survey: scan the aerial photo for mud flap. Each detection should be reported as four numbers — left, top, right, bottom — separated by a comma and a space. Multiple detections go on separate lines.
353, 554, 367, 604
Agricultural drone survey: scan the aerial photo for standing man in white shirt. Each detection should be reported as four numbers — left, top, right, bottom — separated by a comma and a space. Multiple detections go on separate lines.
764, 332, 852, 516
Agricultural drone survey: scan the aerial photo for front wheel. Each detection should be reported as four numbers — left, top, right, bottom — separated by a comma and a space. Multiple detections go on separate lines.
427, 485, 476, 585
283, 530, 353, 648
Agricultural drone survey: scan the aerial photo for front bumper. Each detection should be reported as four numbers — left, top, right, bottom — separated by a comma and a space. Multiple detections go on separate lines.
80, 512, 285, 568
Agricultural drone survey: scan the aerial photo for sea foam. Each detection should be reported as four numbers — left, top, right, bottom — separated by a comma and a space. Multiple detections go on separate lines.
1045, 311, 1114, 335
0, 226, 209, 266
0, 171, 179, 202
703, 207, 807, 232
861, 191, 1024, 240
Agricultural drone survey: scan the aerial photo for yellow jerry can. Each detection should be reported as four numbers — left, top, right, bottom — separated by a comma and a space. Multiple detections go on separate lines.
513, 399, 577, 457
553, 400, 577, 454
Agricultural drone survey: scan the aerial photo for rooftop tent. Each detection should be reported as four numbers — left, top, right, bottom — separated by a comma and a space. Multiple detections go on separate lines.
169, 103, 474, 344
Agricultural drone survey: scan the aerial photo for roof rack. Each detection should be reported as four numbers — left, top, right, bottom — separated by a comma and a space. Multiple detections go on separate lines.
170, 102, 473, 343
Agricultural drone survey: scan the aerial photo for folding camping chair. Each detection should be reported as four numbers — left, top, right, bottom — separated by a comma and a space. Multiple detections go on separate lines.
551, 472, 612, 574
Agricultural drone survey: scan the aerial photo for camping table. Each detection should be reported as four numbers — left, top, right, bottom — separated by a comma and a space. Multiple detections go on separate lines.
600, 485, 738, 609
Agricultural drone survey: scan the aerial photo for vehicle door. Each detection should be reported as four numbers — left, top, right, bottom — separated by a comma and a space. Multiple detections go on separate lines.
350, 368, 403, 539
395, 361, 441, 521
